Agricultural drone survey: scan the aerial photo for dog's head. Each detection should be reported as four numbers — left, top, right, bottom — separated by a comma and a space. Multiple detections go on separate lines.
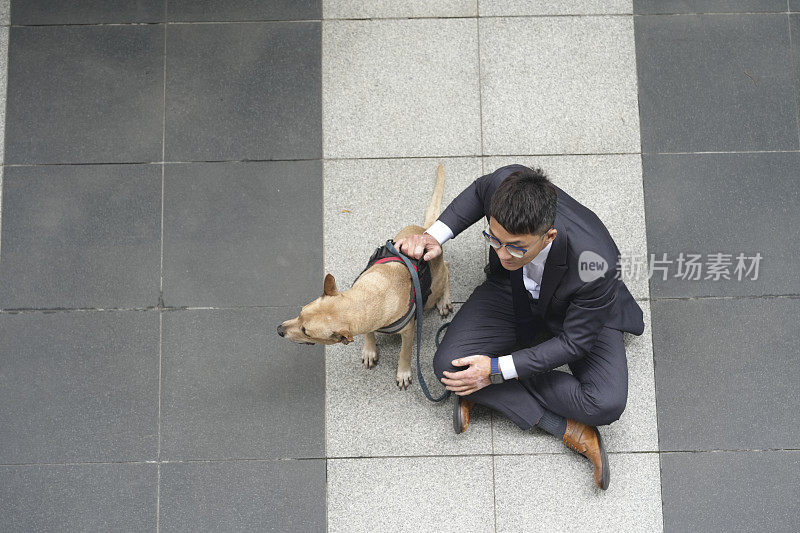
277, 274, 355, 346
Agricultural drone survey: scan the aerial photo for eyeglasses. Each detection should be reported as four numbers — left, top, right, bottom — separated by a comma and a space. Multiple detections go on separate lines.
482, 228, 551, 258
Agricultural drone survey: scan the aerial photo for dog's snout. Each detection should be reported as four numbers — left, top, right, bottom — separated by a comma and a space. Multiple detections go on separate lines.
277, 324, 285, 337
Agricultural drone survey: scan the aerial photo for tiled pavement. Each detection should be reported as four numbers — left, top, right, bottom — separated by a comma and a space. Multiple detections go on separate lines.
0, 1, 798, 532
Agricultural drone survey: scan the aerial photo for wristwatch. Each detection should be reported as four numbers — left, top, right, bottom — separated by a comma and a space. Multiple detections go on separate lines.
490, 357, 505, 384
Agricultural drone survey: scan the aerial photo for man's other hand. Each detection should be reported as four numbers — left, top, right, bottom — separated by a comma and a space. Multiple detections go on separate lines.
395, 232, 443, 262
441, 355, 491, 396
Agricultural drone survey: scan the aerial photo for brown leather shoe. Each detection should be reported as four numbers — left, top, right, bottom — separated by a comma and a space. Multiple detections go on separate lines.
453, 396, 475, 434
562, 419, 610, 490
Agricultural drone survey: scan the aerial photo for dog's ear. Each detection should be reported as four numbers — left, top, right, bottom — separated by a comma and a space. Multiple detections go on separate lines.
337, 330, 354, 345
323, 273, 339, 296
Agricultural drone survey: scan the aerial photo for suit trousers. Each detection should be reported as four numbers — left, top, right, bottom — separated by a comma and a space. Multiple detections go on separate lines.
432, 275, 629, 429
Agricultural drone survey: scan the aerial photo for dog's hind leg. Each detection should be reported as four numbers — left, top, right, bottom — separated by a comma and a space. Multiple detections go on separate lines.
362, 331, 378, 369
436, 260, 454, 317
396, 321, 414, 390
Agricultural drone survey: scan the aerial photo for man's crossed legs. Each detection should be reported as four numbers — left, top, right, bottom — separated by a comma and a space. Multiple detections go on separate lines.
432, 275, 629, 489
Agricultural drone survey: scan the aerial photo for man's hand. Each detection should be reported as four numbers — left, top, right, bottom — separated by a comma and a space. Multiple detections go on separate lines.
395, 233, 443, 261
441, 355, 492, 396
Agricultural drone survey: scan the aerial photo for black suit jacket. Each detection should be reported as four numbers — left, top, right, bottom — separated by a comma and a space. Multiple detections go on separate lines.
438, 164, 645, 379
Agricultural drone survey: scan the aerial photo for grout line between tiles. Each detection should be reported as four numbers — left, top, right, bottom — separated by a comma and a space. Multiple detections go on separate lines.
10, 11, 800, 28
2, 147, 799, 169
630, 11, 667, 526
3, 447, 797, 468
319, 17, 329, 533
0, 304, 321, 314
475, 17, 499, 532
2, 294, 798, 315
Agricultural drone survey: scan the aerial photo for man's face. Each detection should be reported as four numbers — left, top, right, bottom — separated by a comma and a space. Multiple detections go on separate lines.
488, 216, 557, 271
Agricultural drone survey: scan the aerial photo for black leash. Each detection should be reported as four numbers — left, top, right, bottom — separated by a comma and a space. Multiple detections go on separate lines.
385, 240, 450, 402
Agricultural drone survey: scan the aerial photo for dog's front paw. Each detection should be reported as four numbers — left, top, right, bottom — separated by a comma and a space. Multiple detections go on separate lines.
437, 298, 454, 317
396, 367, 412, 390
361, 346, 378, 369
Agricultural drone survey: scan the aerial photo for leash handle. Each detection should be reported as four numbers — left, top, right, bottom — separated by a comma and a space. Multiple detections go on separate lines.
385, 240, 450, 403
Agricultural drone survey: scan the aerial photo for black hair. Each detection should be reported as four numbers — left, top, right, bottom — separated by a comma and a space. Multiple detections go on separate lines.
489, 167, 557, 236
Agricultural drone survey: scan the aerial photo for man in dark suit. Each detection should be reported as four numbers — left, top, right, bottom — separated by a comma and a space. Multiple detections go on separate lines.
396, 164, 644, 490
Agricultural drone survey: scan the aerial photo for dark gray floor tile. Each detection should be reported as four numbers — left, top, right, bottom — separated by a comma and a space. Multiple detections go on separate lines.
160, 308, 324, 460
792, 0, 800, 12
167, 0, 320, 21
4, 25, 164, 164
162, 161, 322, 307
160, 459, 325, 532
0, 165, 161, 309
661, 451, 800, 532
11, 0, 165, 24
792, 16, 800, 114
643, 152, 800, 298
651, 298, 800, 451
0, 463, 157, 532
165, 22, 321, 162
634, 0, 787, 14
634, 13, 797, 152
0, 311, 159, 463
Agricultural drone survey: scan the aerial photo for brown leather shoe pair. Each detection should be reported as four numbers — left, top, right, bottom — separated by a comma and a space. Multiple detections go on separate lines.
453, 396, 475, 434
452, 400, 609, 490
563, 418, 610, 490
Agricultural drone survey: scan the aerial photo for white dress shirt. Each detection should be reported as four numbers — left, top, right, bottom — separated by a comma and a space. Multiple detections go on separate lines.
425, 220, 551, 380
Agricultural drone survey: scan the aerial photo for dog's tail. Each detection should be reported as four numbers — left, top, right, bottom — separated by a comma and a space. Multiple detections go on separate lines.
423, 163, 446, 229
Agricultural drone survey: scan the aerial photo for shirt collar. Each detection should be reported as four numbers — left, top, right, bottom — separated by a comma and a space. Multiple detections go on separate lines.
531, 242, 553, 265
525, 240, 552, 269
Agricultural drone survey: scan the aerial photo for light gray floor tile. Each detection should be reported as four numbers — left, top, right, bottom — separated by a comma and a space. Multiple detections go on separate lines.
323, 19, 481, 158
328, 456, 495, 533
0, 0, 9, 25
480, 16, 640, 156
485, 155, 649, 299
324, 157, 486, 304
494, 452, 662, 532
325, 0, 476, 18
480, 0, 632, 16
493, 300, 657, 454
326, 302, 494, 457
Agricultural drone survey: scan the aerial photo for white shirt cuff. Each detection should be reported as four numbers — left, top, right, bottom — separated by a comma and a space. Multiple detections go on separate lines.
498, 355, 518, 380
424, 220, 454, 246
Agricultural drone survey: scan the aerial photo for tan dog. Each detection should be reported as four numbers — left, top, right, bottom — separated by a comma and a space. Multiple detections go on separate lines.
277, 164, 453, 389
